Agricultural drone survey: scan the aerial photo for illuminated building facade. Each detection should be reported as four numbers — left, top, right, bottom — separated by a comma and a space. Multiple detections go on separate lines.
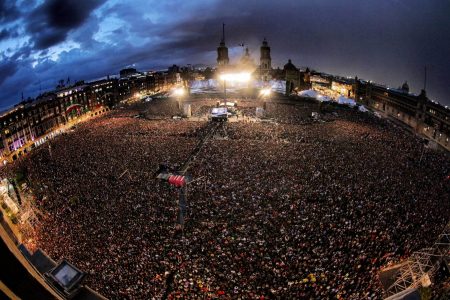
0, 66, 181, 161
0, 93, 63, 160
355, 82, 450, 150
90, 78, 118, 108
331, 80, 354, 98
56, 84, 90, 121
311, 71, 450, 151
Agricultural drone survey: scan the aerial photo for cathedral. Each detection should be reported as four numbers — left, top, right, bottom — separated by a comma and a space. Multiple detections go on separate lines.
216, 24, 272, 81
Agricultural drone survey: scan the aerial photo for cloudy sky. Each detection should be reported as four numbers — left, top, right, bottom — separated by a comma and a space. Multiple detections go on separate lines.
1, 0, 449, 109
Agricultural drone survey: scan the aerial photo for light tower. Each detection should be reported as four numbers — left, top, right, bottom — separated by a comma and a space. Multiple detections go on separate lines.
260, 38, 272, 81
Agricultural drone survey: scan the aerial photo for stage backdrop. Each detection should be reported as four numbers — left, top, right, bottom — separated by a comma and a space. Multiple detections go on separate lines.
190, 79, 286, 95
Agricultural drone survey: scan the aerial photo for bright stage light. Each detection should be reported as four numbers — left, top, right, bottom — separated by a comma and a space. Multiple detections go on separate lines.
219, 72, 251, 83
173, 87, 185, 97
260, 88, 271, 97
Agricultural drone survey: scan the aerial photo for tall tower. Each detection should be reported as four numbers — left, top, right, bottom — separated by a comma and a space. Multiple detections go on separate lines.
217, 23, 229, 67
260, 38, 271, 81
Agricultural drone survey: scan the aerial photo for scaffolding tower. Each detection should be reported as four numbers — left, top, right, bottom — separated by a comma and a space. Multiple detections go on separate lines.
383, 222, 450, 298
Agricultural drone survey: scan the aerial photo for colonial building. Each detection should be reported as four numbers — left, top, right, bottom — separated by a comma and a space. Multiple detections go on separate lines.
283, 59, 311, 95
0, 66, 180, 162
56, 84, 91, 121
30, 93, 63, 138
0, 92, 64, 161
0, 102, 34, 159
89, 77, 118, 108
355, 81, 450, 150
284, 59, 299, 95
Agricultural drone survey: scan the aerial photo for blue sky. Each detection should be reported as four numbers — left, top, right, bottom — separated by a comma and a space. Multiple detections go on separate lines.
1, 0, 450, 109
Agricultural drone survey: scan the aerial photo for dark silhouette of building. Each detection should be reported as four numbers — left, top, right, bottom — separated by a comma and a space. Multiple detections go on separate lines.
353, 80, 450, 150
401, 81, 410, 93
217, 24, 229, 68
283, 59, 299, 95
259, 38, 272, 81
119, 68, 138, 78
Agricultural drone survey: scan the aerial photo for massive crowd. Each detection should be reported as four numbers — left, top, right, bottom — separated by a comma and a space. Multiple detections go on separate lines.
2, 98, 449, 299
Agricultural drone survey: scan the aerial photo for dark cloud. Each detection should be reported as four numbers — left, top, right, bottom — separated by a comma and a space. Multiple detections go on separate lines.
0, 0, 19, 23
31, 29, 66, 49
70, 12, 102, 48
26, 0, 106, 49
0, 60, 18, 86
0, 27, 19, 41
0, 60, 37, 110
42, 0, 105, 28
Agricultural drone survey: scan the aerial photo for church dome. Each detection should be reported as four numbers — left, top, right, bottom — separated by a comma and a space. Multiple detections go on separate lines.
283, 59, 297, 71
401, 81, 409, 92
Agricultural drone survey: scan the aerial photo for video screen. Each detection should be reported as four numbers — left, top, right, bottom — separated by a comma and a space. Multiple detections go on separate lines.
54, 264, 80, 287
211, 107, 228, 115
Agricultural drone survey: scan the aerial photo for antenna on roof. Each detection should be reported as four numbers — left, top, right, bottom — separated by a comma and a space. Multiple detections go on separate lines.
423, 65, 427, 91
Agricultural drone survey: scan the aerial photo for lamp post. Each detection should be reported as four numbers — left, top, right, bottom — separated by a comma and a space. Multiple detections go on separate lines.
223, 77, 227, 100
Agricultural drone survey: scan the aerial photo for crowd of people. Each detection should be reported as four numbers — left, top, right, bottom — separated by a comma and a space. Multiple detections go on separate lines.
2, 97, 449, 299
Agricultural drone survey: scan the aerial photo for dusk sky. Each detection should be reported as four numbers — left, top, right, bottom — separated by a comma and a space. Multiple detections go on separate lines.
1, 0, 449, 109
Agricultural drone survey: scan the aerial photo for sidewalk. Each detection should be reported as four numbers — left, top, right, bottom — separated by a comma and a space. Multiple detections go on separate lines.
0, 203, 22, 244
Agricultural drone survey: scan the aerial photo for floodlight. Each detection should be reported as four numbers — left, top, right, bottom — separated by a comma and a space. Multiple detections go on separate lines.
260, 88, 271, 97
173, 87, 185, 97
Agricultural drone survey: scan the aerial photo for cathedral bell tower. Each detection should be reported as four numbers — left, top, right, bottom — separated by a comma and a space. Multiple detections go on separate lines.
217, 23, 229, 68
260, 38, 272, 81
